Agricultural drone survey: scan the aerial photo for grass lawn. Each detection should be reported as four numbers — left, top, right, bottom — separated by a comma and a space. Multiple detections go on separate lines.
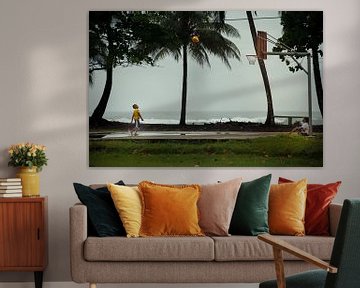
89, 134, 323, 167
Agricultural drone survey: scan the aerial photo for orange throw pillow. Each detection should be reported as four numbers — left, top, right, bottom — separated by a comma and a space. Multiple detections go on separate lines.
138, 181, 204, 237
269, 179, 307, 236
279, 177, 341, 235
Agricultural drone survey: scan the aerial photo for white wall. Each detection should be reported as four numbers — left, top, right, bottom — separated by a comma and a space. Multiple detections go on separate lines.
0, 0, 360, 283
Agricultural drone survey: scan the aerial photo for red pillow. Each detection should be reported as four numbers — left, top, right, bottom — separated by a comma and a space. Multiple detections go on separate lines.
278, 177, 341, 236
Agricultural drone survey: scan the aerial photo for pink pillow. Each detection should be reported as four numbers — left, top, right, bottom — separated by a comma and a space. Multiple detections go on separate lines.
198, 178, 242, 236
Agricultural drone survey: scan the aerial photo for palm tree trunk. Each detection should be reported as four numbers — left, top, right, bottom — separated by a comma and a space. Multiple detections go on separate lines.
311, 47, 323, 117
180, 44, 188, 126
90, 65, 113, 124
246, 11, 274, 126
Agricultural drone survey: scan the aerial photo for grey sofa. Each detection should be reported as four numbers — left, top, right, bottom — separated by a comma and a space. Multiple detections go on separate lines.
70, 203, 342, 288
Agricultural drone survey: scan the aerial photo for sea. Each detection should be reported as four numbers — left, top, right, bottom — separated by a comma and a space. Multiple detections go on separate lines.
105, 111, 323, 126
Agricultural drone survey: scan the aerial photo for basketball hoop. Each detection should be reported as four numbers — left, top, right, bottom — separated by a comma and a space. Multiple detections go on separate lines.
246, 54, 257, 65
257, 31, 267, 59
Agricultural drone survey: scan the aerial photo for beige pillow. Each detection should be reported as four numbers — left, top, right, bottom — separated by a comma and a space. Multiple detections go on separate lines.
198, 178, 242, 236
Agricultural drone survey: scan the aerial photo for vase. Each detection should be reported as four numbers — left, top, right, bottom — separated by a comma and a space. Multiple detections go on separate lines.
16, 167, 40, 197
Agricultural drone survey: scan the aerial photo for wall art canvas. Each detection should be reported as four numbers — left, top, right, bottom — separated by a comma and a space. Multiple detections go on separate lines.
89, 10, 323, 167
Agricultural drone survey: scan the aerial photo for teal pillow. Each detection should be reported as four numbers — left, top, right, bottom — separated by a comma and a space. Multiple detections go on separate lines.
73, 181, 126, 237
229, 174, 272, 236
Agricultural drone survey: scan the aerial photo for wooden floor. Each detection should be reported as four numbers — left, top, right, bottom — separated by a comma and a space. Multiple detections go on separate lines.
0, 282, 259, 288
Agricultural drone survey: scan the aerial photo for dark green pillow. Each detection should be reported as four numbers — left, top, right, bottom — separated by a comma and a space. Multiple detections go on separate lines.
229, 174, 272, 236
73, 181, 126, 237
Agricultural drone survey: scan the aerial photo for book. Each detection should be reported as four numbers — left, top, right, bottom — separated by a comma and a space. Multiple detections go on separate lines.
0, 186, 22, 190
0, 178, 21, 182
0, 193, 22, 198
0, 189, 22, 193
0, 182, 22, 186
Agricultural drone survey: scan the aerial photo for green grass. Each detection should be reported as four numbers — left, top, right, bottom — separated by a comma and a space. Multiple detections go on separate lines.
89, 134, 323, 167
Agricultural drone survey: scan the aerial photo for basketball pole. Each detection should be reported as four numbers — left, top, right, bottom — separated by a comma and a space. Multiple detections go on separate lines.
307, 53, 313, 136
257, 32, 313, 136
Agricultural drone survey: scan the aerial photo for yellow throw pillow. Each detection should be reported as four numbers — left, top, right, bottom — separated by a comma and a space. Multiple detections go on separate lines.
269, 179, 307, 236
138, 181, 204, 237
107, 183, 142, 238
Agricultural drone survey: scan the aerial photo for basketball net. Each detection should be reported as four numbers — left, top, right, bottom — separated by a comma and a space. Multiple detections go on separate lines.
246, 54, 257, 65
246, 31, 267, 65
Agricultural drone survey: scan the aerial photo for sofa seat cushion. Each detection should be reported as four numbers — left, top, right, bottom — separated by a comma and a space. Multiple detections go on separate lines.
84, 236, 214, 261
212, 236, 334, 261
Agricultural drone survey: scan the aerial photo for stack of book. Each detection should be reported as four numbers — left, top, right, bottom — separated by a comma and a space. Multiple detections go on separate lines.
0, 178, 22, 197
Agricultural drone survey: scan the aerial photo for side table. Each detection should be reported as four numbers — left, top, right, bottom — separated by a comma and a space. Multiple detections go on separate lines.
0, 197, 48, 288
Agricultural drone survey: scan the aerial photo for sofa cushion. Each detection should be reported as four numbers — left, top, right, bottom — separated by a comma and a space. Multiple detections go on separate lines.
229, 174, 271, 236
107, 184, 142, 238
269, 179, 307, 236
212, 235, 334, 261
139, 181, 203, 237
73, 181, 126, 237
279, 177, 341, 236
84, 236, 214, 261
198, 178, 242, 236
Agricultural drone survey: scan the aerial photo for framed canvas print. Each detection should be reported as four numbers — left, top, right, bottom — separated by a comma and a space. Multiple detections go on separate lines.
89, 10, 323, 167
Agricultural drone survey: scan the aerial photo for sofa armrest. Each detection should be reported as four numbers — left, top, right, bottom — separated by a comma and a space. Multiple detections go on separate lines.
329, 203, 342, 237
69, 203, 88, 283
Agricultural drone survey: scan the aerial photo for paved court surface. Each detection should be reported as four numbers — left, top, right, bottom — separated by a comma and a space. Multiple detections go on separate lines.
91, 131, 285, 140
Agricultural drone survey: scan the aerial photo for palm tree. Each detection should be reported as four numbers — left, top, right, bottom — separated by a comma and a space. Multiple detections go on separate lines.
89, 12, 155, 125
274, 11, 323, 116
151, 12, 241, 126
246, 11, 275, 126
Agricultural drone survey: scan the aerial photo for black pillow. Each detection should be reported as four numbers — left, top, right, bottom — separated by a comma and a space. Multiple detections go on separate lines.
73, 181, 126, 237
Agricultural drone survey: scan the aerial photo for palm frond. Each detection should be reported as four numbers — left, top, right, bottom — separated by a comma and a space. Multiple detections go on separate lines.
188, 45, 210, 67
197, 30, 241, 69
198, 21, 240, 38
152, 47, 182, 62
148, 11, 241, 68
218, 23, 241, 38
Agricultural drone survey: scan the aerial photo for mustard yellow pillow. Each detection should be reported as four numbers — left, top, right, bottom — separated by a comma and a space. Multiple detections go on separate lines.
269, 179, 307, 236
138, 181, 204, 237
107, 183, 142, 238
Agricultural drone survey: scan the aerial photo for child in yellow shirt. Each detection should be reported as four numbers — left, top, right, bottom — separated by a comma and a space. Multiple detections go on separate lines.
130, 104, 144, 136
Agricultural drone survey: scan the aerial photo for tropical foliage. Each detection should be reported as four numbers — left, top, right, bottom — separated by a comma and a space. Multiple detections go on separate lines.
149, 11, 241, 125
274, 11, 323, 116
89, 11, 156, 123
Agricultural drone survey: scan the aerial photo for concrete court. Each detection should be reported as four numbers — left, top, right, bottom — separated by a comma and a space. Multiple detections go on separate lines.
95, 131, 285, 140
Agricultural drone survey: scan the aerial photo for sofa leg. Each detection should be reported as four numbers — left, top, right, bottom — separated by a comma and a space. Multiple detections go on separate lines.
89, 283, 96, 288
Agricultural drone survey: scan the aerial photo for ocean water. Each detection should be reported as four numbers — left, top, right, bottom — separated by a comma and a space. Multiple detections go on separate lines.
105, 111, 323, 125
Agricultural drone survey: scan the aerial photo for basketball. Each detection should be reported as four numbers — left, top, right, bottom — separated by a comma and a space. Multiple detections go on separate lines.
191, 35, 200, 44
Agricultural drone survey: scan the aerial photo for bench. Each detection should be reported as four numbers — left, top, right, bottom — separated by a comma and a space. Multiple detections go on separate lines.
273, 115, 304, 126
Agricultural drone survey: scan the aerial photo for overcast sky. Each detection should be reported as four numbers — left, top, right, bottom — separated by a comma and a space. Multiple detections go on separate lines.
89, 11, 322, 120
